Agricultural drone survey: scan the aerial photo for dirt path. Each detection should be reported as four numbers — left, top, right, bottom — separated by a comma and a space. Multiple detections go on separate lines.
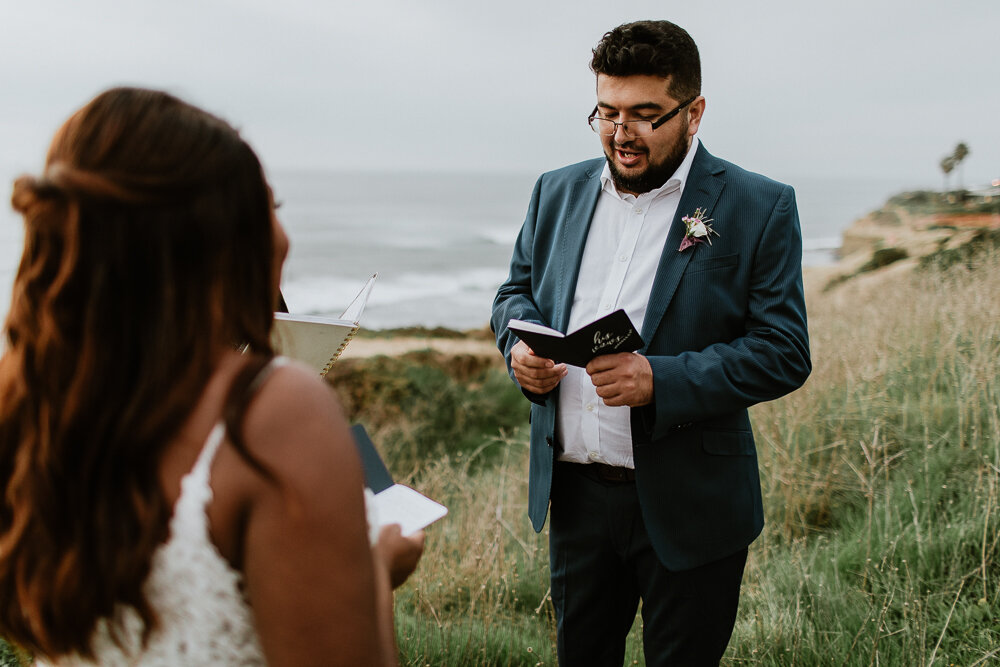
340, 337, 501, 360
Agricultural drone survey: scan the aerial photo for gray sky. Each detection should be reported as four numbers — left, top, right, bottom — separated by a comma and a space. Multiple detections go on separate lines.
1, 0, 997, 189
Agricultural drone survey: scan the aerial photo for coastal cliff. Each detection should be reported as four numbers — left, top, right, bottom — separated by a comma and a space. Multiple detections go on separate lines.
816, 188, 1000, 291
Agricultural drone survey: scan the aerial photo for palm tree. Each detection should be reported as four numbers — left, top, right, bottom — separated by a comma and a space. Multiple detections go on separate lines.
952, 142, 970, 190
940, 155, 955, 192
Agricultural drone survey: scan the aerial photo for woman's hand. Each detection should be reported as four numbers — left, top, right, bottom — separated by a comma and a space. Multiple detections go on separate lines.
374, 525, 425, 589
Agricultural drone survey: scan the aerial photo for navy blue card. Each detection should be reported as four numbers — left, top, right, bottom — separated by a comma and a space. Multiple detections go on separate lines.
350, 424, 394, 494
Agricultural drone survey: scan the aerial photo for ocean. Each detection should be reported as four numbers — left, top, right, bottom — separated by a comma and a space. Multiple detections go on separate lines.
0, 168, 905, 331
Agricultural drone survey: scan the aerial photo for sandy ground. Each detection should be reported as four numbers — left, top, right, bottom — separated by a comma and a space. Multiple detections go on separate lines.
340, 336, 501, 360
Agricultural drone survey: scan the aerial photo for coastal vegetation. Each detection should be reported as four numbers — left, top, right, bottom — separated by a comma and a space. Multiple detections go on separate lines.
1, 208, 997, 666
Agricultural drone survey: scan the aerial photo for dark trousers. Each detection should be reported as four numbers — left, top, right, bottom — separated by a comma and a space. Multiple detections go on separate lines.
549, 461, 748, 667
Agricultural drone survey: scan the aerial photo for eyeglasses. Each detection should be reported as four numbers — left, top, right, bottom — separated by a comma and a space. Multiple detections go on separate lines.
588, 96, 697, 137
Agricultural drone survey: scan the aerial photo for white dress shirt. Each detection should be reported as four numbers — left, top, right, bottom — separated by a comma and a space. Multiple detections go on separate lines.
556, 138, 700, 468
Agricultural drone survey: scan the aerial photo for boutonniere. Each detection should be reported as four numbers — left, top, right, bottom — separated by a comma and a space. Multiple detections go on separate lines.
678, 207, 719, 252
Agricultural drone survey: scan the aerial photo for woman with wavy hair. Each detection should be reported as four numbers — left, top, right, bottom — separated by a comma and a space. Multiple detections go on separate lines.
0, 87, 422, 666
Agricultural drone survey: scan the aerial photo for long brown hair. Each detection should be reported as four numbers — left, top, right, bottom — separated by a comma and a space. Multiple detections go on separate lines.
0, 87, 278, 658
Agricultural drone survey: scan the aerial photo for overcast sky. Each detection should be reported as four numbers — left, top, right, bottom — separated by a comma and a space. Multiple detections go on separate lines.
1, 0, 997, 190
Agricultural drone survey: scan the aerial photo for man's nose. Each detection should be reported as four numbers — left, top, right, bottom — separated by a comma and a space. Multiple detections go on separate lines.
613, 122, 632, 143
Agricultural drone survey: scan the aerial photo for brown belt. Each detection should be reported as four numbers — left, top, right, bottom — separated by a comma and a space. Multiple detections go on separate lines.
558, 460, 636, 483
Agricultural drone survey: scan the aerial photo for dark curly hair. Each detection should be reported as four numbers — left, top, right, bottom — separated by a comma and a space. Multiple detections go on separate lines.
590, 20, 701, 102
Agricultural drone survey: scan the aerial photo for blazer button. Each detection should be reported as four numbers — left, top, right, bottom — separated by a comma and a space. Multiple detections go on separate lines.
545, 436, 554, 447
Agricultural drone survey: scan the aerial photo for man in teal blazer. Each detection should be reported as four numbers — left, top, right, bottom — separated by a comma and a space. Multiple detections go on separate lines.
492, 20, 810, 666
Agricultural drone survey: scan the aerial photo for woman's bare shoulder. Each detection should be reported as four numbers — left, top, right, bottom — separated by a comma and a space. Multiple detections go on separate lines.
240, 359, 361, 488
206, 358, 367, 562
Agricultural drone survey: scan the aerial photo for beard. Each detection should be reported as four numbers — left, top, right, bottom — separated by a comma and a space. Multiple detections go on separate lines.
605, 124, 690, 195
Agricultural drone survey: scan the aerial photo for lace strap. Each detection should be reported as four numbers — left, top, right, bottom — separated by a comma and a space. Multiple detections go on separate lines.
189, 423, 227, 480
183, 356, 292, 506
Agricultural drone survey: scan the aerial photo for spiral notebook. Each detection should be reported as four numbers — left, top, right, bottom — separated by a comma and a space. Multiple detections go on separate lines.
271, 274, 376, 376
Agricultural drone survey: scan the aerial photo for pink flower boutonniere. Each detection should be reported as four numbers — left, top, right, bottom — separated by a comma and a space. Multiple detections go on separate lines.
678, 207, 719, 252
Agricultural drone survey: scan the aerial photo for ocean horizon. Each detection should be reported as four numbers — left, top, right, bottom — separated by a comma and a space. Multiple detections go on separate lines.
0, 168, 911, 331
265, 168, 906, 330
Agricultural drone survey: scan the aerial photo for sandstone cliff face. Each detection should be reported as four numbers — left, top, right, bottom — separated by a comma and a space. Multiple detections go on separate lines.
822, 190, 1000, 291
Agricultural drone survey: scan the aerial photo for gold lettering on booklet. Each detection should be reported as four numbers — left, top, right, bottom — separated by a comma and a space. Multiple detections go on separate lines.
592, 329, 632, 354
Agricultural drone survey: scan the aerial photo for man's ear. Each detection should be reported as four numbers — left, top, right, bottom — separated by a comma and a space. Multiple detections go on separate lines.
687, 96, 706, 136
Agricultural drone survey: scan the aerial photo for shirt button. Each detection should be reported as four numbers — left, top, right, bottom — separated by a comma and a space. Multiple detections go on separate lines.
588, 451, 599, 461
586, 403, 595, 412
602, 302, 612, 310
619, 255, 628, 262
635, 208, 643, 214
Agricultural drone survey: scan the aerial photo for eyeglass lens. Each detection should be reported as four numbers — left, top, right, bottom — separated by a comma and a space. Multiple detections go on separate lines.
590, 118, 652, 137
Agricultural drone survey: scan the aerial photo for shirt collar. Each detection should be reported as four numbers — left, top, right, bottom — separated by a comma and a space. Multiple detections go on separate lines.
600, 136, 700, 201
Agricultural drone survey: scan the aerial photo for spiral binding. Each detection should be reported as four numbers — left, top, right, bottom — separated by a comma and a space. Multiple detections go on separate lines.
320, 325, 359, 376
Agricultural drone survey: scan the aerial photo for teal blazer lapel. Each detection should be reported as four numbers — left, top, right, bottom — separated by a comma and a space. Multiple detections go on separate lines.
554, 165, 603, 332
640, 144, 726, 346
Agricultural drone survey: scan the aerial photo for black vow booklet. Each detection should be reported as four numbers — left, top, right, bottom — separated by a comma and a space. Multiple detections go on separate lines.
506, 309, 643, 368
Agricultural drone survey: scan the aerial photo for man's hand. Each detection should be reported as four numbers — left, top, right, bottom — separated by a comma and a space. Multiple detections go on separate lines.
586, 352, 653, 407
511, 340, 567, 395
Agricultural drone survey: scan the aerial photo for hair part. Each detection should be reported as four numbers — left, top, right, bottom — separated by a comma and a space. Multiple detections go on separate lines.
0, 87, 278, 659
590, 20, 702, 102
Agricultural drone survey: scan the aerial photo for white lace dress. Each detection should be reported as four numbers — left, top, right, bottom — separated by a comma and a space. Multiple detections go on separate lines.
36, 422, 267, 666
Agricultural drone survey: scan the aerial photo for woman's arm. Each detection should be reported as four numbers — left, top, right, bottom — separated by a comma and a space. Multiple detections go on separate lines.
236, 362, 420, 667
